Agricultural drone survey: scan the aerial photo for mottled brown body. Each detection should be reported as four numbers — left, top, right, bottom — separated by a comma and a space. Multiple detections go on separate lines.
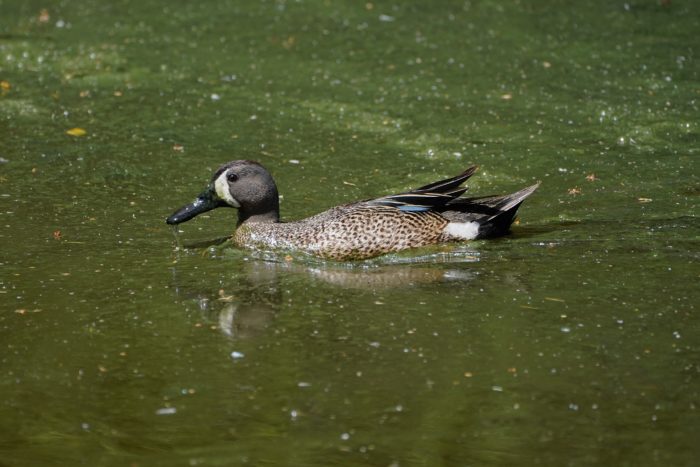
233, 203, 451, 260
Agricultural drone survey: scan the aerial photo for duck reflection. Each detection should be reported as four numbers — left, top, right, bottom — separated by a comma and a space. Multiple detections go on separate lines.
170, 245, 480, 339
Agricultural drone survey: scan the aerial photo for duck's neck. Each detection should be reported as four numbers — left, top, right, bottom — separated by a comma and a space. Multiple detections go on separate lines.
237, 209, 280, 226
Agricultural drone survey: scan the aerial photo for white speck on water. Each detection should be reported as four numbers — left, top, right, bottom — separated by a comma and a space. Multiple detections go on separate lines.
81, 422, 90, 431
369, 341, 380, 348
378, 14, 395, 22
569, 403, 579, 411
673, 331, 681, 339
557, 167, 568, 173
561, 326, 571, 333
340, 432, 350, 441
492, 386, 503, 392
249, 114, 257, 121
297, 381, 311, 387
290, 410, 298, 419
231, 351, 245, 359
395, 405, 403, 412
55, 19, 66, 28
210, 93, 221, 101
156, 407, 177, 415
288, 159, 300, 164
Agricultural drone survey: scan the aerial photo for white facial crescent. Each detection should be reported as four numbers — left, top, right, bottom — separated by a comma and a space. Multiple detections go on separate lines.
214, 170, 241, 207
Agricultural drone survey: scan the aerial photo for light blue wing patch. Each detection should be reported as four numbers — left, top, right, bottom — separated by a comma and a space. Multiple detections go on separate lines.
398, 205, 431, 212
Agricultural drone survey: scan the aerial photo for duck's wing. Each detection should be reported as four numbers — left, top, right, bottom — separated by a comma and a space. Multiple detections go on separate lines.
366, 166, 478, 213
441, 183, 540, 220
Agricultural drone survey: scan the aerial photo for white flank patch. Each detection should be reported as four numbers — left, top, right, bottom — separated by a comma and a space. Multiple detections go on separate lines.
444, 221, 480, 240
214, 171, 240, 207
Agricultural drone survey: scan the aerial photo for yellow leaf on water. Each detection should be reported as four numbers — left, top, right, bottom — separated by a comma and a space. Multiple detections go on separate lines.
66, 127, 87, 136
0, 80, 10, 91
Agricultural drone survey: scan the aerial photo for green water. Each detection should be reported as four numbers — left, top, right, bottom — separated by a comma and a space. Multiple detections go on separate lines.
1, 0, 698, 465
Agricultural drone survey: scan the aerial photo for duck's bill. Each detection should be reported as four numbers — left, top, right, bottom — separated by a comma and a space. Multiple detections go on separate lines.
166, 188, 227, 225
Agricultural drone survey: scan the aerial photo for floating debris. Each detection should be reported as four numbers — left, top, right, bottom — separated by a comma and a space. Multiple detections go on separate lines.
545, 297, 566, 303
66, 127, 87, 137
38, 9, 50, 23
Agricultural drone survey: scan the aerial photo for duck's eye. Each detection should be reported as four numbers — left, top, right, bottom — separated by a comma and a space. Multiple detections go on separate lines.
227, 173, 239, 182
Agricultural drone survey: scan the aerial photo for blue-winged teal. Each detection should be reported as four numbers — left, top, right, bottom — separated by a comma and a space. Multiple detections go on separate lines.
166, 160, 538, 260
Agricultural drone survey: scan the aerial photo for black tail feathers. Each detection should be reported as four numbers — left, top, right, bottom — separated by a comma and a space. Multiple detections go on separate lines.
440, 183, 539, 239
476, 183, 540, 238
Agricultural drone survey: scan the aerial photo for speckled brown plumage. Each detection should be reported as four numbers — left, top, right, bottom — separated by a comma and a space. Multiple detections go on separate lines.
166, 160, 539, 261
233, 204, 450, 260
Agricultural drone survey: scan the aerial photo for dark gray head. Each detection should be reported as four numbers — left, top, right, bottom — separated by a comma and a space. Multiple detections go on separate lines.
166, 160, 280, 226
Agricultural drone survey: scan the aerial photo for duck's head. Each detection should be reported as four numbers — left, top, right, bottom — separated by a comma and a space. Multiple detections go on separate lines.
166, 160, 280, 226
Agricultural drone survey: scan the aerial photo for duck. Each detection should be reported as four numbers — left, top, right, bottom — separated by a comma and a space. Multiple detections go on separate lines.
166, 160, 539, 261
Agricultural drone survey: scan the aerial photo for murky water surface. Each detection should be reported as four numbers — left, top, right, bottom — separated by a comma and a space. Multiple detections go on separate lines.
1, 1, 698, 465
